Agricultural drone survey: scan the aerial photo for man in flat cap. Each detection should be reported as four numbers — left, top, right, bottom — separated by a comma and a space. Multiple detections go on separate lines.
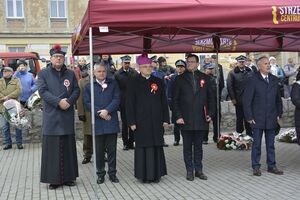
126, 54, 169, 183
167, 59, 186, 146
227, 55, 253, 137
38, 44, 80, 190
115, 55, 138, 150
0, 66, 22, 150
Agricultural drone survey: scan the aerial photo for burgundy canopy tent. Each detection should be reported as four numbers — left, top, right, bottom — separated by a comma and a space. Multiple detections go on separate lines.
72, 0, 300, 55
72, 1, 300, 185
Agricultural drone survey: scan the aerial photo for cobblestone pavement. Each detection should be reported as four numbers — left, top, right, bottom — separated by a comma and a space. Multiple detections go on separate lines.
0, 134, 299, 200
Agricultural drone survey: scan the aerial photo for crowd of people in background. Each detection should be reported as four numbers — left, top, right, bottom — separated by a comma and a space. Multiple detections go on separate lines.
1, 48, 300, 190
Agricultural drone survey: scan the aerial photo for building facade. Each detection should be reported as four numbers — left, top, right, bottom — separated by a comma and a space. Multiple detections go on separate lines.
0, 0, 88, 63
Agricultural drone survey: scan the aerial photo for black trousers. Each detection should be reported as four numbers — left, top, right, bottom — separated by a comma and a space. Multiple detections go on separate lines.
83, 134, 93, 159
235, 105, 252, 136
203, 110, 221, 142
95, 134, 117, 177
171, 111, 181, 142
120, 108, 134, 147
174, 123, 180, 142
181, 130, 204, 173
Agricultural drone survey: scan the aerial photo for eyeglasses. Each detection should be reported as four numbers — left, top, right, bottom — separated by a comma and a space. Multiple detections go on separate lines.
124, 62, 130, 64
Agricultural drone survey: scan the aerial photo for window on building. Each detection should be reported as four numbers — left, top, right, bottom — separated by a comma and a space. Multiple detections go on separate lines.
8, 47, 25, 52
6, 0, 24, 18
50, 0, 66, 18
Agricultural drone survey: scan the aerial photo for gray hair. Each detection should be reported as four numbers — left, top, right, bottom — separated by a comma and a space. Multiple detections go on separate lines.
256, 56, 269, 66
93, 62, 106, 71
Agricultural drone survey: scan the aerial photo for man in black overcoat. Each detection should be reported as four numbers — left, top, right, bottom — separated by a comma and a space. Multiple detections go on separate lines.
115, 55, 137, 150
173, 54, 215, 181
227, 55, 253, 136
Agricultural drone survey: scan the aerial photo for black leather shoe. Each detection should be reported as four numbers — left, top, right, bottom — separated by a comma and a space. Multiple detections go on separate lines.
109, 175, 119, 183
163, 143, 169, 147
123, 145, 129, 151
195, 171, 208, 180
186, 172, 194, 181
267, 167, 283, 175
128, 144, 135, 150
49, 184, 60, 190
253, 169, 262, 176
3, 145, 12, 150
82, 157, 91, 164
173, 141, 179, 146
97, 176, 105, 184
153, 179, 160, 183
17, 144, 24, 149
64, 181, 76, 186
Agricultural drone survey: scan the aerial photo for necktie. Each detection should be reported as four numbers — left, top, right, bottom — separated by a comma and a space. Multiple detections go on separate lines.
265, 76, 269, 83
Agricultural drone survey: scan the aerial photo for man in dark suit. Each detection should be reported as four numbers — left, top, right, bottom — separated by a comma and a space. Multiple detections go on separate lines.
115, 55, 137, 150
173, 54, 215, 181
243, 56, 283, 176
227, 55, 253, 136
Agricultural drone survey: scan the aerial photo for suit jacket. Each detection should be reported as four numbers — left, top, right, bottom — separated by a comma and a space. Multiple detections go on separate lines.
83, 78, 120, 135
173, 70, 215, 131
243, 72, 283, 130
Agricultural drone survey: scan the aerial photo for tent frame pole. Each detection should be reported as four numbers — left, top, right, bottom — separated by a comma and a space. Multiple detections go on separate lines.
215, 52, 221, 140
89, 27, 97, 185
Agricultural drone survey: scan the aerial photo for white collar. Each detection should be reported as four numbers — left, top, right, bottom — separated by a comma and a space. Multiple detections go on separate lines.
96, 79, 106, 85
260, 73, 268, 79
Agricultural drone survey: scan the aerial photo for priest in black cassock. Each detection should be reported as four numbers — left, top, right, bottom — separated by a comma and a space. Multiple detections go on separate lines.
126, 54, 170, 183
38, 44, 80, 190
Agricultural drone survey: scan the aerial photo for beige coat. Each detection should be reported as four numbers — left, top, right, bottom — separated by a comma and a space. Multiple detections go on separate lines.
77, 76, 91, 135
0, 77, 21, 112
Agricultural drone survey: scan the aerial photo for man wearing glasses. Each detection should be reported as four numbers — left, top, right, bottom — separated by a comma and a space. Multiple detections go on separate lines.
38, 44, 80, 190
227, 55, 253, 137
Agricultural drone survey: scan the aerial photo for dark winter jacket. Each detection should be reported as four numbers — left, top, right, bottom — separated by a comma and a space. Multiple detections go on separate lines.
83, 78, 120, 135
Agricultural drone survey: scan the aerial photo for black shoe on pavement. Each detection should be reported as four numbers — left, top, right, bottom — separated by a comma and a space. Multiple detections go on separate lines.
186, 172, 194, 181
64, 181, 76, 186
128, 144, 135, 150
163, 143, 169, 147
49, 184, 60, 190
253, 168, 262, 176
82, 157, 91, 164
267, 167, 283, 175
17, 144, 24, 149
173, 141, 179, 146
3, 144, 12, 150
195, 171, 208, 180
97, 176, 105, 184
123, 145, 129, 151
109, 175, 119, 183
